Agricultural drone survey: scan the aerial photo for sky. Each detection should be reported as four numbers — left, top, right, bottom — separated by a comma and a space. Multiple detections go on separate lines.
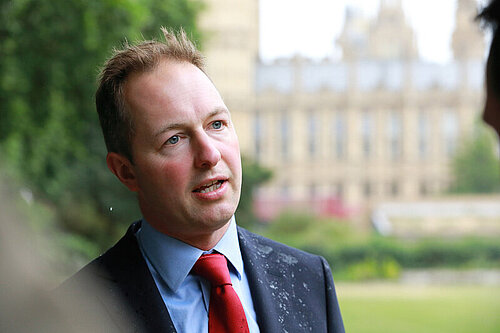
259, 0, 486, 63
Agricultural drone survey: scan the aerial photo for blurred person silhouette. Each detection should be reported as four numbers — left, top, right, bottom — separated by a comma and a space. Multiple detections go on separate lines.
479, 0, 500, 136
0, 178, 115, 332
56, 28, 345, 333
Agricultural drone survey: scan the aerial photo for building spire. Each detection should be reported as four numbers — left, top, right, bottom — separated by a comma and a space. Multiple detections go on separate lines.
452, 0, 484, 60
368, 0, 417, 60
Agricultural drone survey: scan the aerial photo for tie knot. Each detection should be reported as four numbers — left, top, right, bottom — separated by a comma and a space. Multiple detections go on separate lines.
192, 253, 232, 287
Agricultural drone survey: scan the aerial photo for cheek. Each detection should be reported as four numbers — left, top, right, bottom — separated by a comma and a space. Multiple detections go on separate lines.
165, 163, 191, 188
137, 158, 188, 190
156, 155, 191, 177
228, 130, 241, 155
227, 143, 242, 183
224, 137, 241, 167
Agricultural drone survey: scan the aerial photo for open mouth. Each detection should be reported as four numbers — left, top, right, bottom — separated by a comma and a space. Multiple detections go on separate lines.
193, 180, 225, 194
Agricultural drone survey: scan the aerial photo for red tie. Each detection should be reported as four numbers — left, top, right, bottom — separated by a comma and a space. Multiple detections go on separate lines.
192, 253, 250, 333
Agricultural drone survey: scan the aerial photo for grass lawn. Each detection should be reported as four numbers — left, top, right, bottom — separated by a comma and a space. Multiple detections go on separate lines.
337, 282, 500, 333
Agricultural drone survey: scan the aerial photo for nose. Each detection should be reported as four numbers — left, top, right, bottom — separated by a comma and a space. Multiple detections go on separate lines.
193, 132, 221, 169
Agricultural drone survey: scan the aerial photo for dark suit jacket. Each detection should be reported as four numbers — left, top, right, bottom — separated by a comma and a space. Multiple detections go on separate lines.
57, 221, 345, 333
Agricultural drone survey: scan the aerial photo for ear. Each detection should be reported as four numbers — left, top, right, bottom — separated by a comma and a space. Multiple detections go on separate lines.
106, 152, 139, 192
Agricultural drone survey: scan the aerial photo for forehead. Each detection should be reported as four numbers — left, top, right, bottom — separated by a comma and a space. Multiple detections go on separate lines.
123, 59, 227, 131
125, 60, 204, 102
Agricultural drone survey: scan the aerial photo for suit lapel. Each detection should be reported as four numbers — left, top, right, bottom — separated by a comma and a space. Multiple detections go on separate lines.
98, 222, 177, 333
238, 228, 283, 333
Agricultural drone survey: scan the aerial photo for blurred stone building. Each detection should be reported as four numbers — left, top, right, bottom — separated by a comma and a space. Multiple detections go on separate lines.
199, 0, 485, 220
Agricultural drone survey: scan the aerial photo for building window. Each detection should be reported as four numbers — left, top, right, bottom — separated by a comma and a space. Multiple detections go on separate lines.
280, 112, 289, 161
363, 182, 372, 198
419, 181, 429, 196
332, 182, 344, 199
308, 111, 319, 158
361, 111, 373, 159
333, 112, 346, 159
442, 109, 458, 157
309, 183, 317, 197
388, 181, 399, 196
254, 112, 263, 161
418, 111, 430, 159
388, 111, 402, 161
281, 182, 290, 199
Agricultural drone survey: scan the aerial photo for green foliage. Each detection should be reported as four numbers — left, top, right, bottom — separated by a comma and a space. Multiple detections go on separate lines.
261, 213, 500, 281
449, 124, 500, 193
263, 211, 368, 251
337, 257, 401, 281
1, 169, 96, 276
321, 237, 500, 277
0, 0, 202, 264
235, 156, 272, 229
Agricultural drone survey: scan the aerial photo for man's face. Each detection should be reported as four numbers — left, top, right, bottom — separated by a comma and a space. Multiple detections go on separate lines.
483, 55, 500, 138
121, 60, 242, 246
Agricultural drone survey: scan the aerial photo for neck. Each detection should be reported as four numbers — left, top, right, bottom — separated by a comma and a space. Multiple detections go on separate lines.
145, 218, 232, 251
179, 222, 231, 251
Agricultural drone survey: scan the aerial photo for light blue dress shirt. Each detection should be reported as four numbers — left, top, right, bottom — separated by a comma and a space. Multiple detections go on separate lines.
135, 217, 260, 333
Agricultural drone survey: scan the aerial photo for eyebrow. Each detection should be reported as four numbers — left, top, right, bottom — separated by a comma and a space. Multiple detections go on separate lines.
153, 107, 229, 138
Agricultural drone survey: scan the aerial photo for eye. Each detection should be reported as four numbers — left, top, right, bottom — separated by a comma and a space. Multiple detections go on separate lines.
166, 135, 180, 145
212, 121, 223, 129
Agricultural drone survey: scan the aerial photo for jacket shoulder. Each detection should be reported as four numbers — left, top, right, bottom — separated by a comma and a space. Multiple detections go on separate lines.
54, 221, 172, 333
58, 222, 142, 290
237, 227, 345, 332
237, 226, 323, 263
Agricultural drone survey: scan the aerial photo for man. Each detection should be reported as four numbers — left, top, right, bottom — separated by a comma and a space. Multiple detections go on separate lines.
479, 0, 500, 135
58, 28, 344, 333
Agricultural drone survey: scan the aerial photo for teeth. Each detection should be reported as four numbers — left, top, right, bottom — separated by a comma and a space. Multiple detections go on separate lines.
200, 181, 222, 194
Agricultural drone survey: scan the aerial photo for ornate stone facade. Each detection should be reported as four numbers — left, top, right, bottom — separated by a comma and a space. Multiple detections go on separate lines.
200, 0, 485, 219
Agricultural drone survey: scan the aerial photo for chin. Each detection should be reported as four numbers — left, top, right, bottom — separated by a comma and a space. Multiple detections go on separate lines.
200, 209, 235, 228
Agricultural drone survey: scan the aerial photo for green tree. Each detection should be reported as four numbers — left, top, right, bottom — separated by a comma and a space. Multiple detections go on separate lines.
449, 124, 500, 193
0, 0, 202, 263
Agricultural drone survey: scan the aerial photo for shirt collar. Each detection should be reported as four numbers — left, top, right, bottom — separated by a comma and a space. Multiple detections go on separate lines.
213, 217, 243, 280
136, 216, 243, 293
